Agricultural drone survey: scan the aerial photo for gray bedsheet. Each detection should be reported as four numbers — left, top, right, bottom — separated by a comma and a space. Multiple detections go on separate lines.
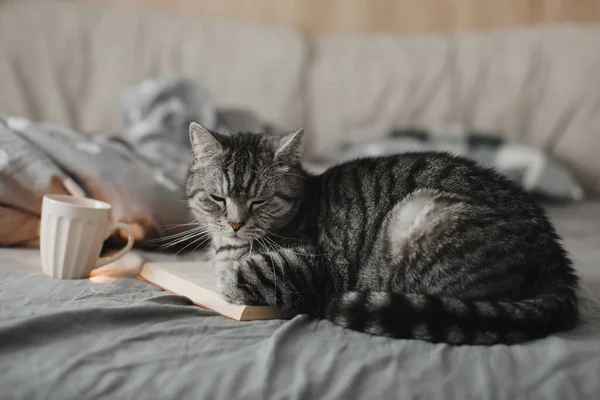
1, 202, 600, 400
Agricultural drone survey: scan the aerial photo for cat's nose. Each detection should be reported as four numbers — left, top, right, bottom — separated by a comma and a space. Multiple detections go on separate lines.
229, 222, 245, 232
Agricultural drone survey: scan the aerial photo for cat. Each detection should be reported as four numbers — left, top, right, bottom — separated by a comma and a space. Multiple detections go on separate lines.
185, 122, 579, 345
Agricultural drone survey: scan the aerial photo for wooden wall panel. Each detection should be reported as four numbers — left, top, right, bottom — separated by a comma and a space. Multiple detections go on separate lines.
87, 0, 600, 34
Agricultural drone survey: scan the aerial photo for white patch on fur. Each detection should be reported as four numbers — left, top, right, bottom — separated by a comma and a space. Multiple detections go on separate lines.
386, 191, 455, 260
215, 248, 248, 261
446, 326, 465, 344
387, 193, 435, 243
213, 235, 249, 247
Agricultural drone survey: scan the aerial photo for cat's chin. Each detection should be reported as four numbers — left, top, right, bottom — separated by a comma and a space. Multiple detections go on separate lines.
213, 233, 252, 245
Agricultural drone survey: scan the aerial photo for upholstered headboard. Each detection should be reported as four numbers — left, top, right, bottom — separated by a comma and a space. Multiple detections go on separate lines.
2, 1, 599, 193
88, 0, 600, 34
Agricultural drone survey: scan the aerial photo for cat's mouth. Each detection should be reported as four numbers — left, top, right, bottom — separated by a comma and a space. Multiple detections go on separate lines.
217, 229, 255, 242
211, 223, 266, 242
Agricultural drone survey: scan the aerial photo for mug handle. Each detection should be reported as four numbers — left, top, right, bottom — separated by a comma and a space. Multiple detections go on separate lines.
96, 222, 135, 268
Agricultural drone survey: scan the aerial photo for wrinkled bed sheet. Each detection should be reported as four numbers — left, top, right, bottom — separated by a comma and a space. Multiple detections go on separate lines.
1, 202, 599, 400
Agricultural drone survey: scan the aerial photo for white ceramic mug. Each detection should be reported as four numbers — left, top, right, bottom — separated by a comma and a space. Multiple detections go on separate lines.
40, 194, 135, 279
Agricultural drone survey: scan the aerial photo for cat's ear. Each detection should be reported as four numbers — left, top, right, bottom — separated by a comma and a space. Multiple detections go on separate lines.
189, 122, 224, 159
273, 127, 304, 163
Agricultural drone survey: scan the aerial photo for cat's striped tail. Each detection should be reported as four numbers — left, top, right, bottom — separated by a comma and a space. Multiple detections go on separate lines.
324, 290, 579, 345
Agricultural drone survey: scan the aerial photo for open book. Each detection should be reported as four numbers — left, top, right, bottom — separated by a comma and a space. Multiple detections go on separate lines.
139, 261, 280, 321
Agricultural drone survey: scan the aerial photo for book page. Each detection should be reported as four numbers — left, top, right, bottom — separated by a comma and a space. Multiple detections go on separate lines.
140, 260, 280, 321
158, 261, 219, 293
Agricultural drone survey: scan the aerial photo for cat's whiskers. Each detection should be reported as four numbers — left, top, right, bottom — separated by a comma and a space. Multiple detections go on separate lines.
160, 222, 200, 230
156, 235, 208, 252
169, 229, 211, 249
148, 226, 206, 243
174, 232, 212, 255
160, 228, 208, 244
148, 226, 206, 244
151, 226, 213, 252
262, 236, 291, 285
190, 234, 213, 254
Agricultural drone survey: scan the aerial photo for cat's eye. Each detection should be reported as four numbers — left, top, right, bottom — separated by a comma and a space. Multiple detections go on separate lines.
210, 194, 225, 203
250, 200, 266, 211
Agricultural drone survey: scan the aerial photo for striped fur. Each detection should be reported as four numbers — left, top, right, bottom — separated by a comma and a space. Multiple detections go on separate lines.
186, 123, 579, 345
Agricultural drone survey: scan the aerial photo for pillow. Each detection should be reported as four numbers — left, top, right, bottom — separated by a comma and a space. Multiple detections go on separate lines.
307, 26, 600, 194
0, 117, 191, 248
120, 77, 275, 186
0, 122, 71, 246
307, 127, 584, 201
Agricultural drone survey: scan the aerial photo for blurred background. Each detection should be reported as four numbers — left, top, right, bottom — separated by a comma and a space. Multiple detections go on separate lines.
89, 0, 600, 34
1, 0, 599, 246
2, 4, 600, 397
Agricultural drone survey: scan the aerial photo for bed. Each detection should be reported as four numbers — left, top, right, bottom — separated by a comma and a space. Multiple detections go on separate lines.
2, 2, 600, 399
1, 200, 599, 399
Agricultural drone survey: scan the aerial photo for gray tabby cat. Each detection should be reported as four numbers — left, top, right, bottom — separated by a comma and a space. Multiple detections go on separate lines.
186, 122, 579, 345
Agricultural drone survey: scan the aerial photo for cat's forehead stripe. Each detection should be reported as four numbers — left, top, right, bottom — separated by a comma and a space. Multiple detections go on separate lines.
226, 144, 263, 198
222, 167, 231, 193
245, 170, 257, 197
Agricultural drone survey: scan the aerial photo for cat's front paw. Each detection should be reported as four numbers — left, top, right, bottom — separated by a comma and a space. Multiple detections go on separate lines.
215, 260, 250, 305
215, 259, 265, 306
